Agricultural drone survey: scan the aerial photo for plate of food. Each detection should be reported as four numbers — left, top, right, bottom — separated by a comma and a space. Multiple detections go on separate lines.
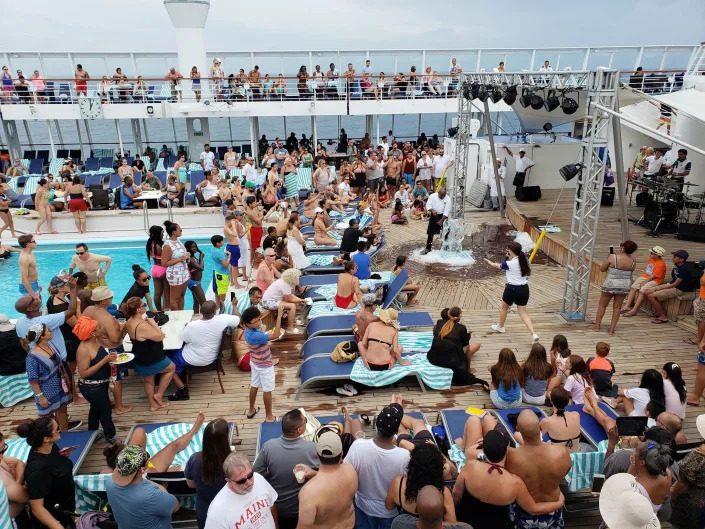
110, 352, 135, 365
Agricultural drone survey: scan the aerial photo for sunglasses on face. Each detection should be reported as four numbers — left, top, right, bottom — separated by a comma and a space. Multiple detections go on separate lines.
139, 276, 151, 282
232, 471, 254, 485
76, 251, 86, 255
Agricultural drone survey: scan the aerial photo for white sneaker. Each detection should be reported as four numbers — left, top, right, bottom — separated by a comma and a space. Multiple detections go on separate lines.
532, 333, 540, 342
490, 324, 505, 333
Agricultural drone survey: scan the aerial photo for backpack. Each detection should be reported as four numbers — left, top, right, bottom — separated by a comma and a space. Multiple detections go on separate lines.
684, 261, 704, 292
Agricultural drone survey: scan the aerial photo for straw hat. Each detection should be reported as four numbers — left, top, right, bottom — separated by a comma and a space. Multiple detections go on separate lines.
649, 246, 665, 257
0, 315, 14, 333
90, 286, 115, 302
599, 473, 660, 529
378, 308, 400, 330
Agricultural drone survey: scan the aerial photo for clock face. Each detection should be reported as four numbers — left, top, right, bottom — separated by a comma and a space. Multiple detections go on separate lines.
79, 97, 102, 119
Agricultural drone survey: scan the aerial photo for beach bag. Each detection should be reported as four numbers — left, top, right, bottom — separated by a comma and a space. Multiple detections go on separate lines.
330, 341, 359, 363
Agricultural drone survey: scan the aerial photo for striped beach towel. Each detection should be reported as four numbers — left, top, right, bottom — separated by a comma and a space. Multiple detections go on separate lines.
0, 373, 33, 407
92, 149, 115, 159
4, 438, 31, 462
449, 439, 609, 492
146, 423, 205, 467
48, 158, 64, 175
188, 163, 202, 171
350, 353, 452, 390
19, 159, 30, 176
307, 254, 335, 266
285, 173, 299, 199
307, 301, 359, 319
296, 167, 312, 190
312, 275, 390, 301
155, 158, 166, 172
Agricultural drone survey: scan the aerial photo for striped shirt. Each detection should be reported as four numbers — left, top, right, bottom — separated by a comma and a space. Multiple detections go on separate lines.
244, 328, 273, 367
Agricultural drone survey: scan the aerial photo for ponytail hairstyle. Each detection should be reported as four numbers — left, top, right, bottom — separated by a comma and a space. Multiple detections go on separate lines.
551, 334, 571, 359
550, 387, 570, 418
508, 241, 531, 277
132, 264, 147, 280
663, 362, 686, 404
17, 417, 55, 448
636, 441, 672, 477
438, 306, 461, 340
146, 224, 164, 260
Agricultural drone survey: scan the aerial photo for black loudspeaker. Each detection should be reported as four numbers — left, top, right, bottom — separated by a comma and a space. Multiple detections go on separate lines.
636, 191, 649, 207
677, 223, 705, 242
601, 187, 615, 206
515, 186, 542, 202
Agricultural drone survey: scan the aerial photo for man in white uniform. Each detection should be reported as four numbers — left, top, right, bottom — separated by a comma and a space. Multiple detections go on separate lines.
489, 158, 506, 211
422, 186, 451, 254
503, 146, 534, 187
432, 147, 454, 187
200, 144, 215, 171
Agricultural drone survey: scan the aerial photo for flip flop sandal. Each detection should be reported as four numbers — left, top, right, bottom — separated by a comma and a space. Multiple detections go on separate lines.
343, 383, 358, 396
651, 319, 669, 324
360, 413, 371, 425
336, 386, 354, 397
684, 338, 698, 345
246, 407, 260, 419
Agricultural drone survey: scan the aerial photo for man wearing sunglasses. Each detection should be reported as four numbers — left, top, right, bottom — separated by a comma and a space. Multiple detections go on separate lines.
67, 243, 112, 290
205, 451, 278, 529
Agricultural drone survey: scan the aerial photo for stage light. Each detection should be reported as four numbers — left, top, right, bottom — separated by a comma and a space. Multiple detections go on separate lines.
559, 163, 582, 181
519, 88, 531, 108
146, 105, 154, 115
503, 85, 517, 106
561, 94, 579, 115
491, 86, 504, 104
471, 82, 480, 100
544, 90, 560, 112
478, 85, 492, 102
461, 81, 472, 100
529, 92, 544, 110
447, 127, 459, 138
543, 123, 553, 132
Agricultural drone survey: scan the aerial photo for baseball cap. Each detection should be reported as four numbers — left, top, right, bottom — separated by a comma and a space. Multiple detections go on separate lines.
672, 249, 689, 260
650, 246, 665, 257
518, 148, 526, 153
112, 445, 149, 486
375, 403, 403, 436
0, 314, 14, 333
245, 181, 255, 189
233, 209, 245, 216
316, 431, 342, 458
91, 286, 115, 302
314, 207, 324, 214
49, 275, 68, 289
482, 429, 509, 463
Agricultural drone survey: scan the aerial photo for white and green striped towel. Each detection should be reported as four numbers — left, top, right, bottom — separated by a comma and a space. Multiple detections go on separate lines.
188, 163, 202, 171
313, 274, 391, 300
19, 159, 30, 175
350, 353, 452, 390
23, 177, 40, 196
156, 158, 166, 172
92, 149, 115, 159
296, 167, 312, 190
146, 423, 205, 467
449, 439, 609, 492
0, 373, 33, 407
307, 301, 359, 319
48, 159, 64, 175
4, 438, 30, 462
307, 254, 335, 266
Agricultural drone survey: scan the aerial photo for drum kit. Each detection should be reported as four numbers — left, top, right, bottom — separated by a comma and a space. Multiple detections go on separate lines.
631, 176, 704, 234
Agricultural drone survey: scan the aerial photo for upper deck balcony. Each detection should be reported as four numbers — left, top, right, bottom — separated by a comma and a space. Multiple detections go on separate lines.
0, 45, 697, 121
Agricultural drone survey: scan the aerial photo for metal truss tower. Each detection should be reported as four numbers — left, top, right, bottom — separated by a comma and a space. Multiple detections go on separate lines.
561, 69, 619, 321
450, 82, 474, 219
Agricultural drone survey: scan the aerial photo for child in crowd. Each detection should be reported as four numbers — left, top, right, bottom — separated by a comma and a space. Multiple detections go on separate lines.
489, 348, 524, 409
587, 342, 617, 397
392, 255, 420, 305
411, 199, 427, 220
546, 334, 571, 398
645, 399, 666, 428
391, 199, 408, 225
243, 305, 284, 422
562, 355, 596, 405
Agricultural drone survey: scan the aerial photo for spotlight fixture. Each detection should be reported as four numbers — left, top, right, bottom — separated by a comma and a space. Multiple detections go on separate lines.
559, 163, 583, 182
146, 105, 154, 115
470, 82, 480, 100
529, 91, 544, 110
490, 85, 504, 104
447, 126, 459, 138
519, 88, 531, 108
544, 90, 560, 112
503, 85, 517, 106
561, 92, 579, 115
461, 81, 472, 100
543, 123, 553, 132
478, 85, 492, 102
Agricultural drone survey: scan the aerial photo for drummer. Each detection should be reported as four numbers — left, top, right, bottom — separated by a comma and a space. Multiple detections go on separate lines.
667, 149, 691, 187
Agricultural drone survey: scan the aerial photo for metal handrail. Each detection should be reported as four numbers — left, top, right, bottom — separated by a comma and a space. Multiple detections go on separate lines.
165, 193, 174, 222
142, 200, 150, 233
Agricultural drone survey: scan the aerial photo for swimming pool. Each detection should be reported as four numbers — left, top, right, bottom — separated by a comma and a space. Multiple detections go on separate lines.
0, 237, 216, 318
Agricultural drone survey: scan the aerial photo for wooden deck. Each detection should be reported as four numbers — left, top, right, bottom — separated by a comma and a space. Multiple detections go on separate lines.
1, 199, 703, 528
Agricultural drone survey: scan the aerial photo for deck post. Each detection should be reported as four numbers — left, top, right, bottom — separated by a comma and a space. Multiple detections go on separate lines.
1, 121, 23, 161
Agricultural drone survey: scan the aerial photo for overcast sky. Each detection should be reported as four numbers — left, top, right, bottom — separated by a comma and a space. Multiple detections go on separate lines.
4, 0, 704, 52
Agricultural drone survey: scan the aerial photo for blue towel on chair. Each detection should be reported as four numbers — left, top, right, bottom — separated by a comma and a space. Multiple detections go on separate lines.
349, 354, 452, 390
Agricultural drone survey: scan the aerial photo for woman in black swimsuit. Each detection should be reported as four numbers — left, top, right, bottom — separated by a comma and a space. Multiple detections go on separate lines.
0, 190, 16, 239
539, 387, 582, 453
385, 443, 457, 520
358, 308, 411, 371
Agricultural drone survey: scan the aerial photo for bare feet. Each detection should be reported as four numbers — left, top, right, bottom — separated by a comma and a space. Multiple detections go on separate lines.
686, 395, 701, 406
623, 311, 637, 318
114, 404, 134, 415
342, 406, 351, 421
390, 393, 403, 406
264, 415, 276, 422
272, 358, 280, 366
71, 397, 88, 405
194, 411, 206, 430
589, 324, 599, 332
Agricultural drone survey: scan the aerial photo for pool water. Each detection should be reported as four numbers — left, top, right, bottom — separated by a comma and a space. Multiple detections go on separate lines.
0, 238, 215, 318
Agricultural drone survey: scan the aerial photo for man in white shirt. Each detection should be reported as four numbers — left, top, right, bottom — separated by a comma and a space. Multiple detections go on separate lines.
503, 146, 534, 187
200, 144, 215, 171
449, 58, 462, 94
539, 60, 553, 85
388, 130, 395, 146
205, 452, 278, 529
344, 402, 410, 528
432, 146, 454, 186
361, 60, 372, 75
668, 148, 692, 184
381, 136, 390, 157
489, 158, 506, 211
242, 155, 258, 185
366, 152, 384, 191
644, 149, 665, 178
168, 300, 240, 400
422, 186, 451, 254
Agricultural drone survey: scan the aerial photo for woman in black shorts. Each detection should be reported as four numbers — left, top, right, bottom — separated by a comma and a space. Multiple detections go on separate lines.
484, 242, 539, 343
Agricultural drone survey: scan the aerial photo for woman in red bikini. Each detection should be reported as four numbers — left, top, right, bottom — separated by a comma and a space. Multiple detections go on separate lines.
334, 261, 363, 309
